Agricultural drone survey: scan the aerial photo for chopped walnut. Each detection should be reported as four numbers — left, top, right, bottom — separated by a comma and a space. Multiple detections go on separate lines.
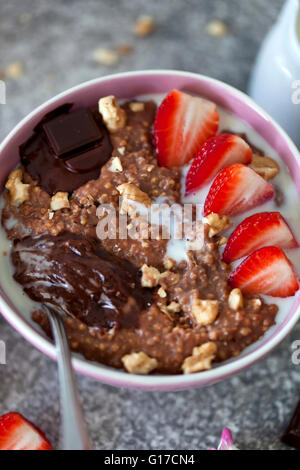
248, 298, 262, 311
118, 146, 126, 155
141, 264, 161, 287
161, 271, 180, 286
98, 95, 126, 133
134, 15, 156, 37
164, 257, 175, 270
117, 183, 152, 207
250, 154, 280, 180
205, 20, 229, 37
146, 164, 155, 173
1, 61, 24, 79
217, 236, 227, 247
50, 192, 70, 211
119, 199, 137, 216
191, 294, 219, 326
141, 264, 178, 289
159, 301, 181, 316
182, 342, 217, 374
186, 220, 205, 252
122, 351, 158, 374
92, 48, 119, 66
166, 301, 181, 313
129, 102, 145, 112
158, 287, 167, 298
83, 194, 94, 207
203, 213, 230, 237
5, 169, 30, 206
228, 288, 243, 311
109, 156, 123, 173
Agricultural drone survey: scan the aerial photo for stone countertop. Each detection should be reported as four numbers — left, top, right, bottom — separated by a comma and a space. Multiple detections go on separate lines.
0, 0, 299, 451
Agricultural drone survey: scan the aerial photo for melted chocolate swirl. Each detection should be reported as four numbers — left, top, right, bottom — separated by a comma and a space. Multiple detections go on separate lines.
11, 233, 152, 330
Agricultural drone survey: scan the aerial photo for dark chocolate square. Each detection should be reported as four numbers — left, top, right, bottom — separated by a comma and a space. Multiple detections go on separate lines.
43, 109, 103, 157
281, 400, 300, 449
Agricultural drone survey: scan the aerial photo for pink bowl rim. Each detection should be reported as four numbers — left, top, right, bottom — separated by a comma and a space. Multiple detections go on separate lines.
1, 69, 300, 391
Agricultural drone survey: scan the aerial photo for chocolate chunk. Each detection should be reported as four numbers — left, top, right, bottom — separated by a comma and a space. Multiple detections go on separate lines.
281, 400, 300, 449
20, 105, 113, 195
64, 146, 108, 173
43, 109, 103, 158
11, 233, 153, 330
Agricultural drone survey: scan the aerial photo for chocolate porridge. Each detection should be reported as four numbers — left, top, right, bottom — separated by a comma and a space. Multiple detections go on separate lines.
2, 91, 291, 375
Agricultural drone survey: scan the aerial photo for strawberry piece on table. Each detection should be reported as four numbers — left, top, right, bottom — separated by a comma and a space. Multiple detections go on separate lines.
185, 134, 252, 194
229, 246, 299, 297
203, 163, 274, 217
223, 212, 299, 263
154, 89, 219, 168
0, 412, 52, 450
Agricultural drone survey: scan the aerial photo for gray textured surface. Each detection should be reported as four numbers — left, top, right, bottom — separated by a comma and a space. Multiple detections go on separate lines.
0, 0, 299, 451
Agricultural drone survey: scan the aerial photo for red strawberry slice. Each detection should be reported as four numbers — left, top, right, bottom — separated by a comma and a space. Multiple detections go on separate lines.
203, 163, 274, 217
154, 89, 219, 168
0, 412, 52, 450
223, 212, 299, 263
229, 246, 299, 297
185, 134, 252, 194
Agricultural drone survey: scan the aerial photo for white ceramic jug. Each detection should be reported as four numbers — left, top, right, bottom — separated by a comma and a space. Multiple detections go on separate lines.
249, 0, 300, 147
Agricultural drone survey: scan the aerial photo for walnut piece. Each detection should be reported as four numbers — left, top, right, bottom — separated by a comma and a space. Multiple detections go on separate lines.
141, 264, 178, 289
191, 294, 219, 326
159, 301, 181, 317
117, 183, 151, 207
250, 154, 280, 180
182, 342, 217, 374
228, 288, 243, 311
141, 264, 161, 287
205, 20, 229, 37
157, 287, 167, 298
248, 298, 262, 311
203, 213, 230, 237
122, 352, 158, 374
120, 199, 137, 216
217, 236, 227, 247
50, 192, 70, 211
98, 95, 126, 133
5, 169, 30, 206
109, 156, 123, 173
166, 301, 181, 313
161, 271, 180, 286
1, 61, 24, 79
164, 257, 175, 270
118, 146, 126, 155
129, 102, 145, 112
92, 48, 119, 66
134, 15, 156, 37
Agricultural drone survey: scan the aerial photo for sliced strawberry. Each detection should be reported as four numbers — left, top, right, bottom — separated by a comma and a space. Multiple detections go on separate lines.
0, 412, 52, 450
229, 246, 299, 297
154, 89, 219, 168
223, 212, 299, 263
203, 163, 274, 217
185, 134, 252, 194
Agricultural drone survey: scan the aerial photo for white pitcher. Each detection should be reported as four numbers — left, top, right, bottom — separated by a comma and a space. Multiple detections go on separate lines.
249, 0, 300, 147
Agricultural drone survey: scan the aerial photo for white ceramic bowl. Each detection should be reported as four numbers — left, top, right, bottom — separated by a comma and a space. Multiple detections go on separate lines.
1, 70, 300, 391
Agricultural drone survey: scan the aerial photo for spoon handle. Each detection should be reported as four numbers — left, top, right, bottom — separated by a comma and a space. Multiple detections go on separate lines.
44, 305, 91, 450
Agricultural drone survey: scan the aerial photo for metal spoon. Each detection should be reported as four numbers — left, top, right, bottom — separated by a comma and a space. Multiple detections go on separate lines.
43, 304, 92, 450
